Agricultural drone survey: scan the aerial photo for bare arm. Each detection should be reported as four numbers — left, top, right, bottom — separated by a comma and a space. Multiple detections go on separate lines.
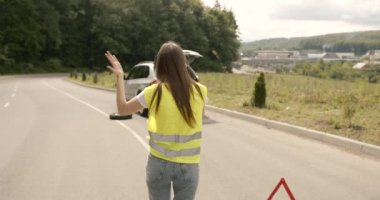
105, 51, 143, 115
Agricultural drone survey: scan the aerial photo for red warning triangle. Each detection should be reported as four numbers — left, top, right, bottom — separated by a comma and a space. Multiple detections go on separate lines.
267, 178, 296, 200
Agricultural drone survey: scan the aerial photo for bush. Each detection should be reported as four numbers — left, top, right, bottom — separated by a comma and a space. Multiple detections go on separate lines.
251, 72, 266, 108
328, 117, 341, 129
242, 101, 249, 107
0, 54, 16, 74
337, 94, 358, 128
46, 58, 62, 71
294, 60, 363, 82
192, 58, 223, 72
82, 73, 87, 81
366, 66, 380, 83
368, 75, 380, 83
93, 73, 98, 84
24, 63, 36, 73
73, 70, 78, 79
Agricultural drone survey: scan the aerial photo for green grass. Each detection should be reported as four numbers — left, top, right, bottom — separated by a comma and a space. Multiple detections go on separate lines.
70, 71, 117, 89
70, 72, 380, 146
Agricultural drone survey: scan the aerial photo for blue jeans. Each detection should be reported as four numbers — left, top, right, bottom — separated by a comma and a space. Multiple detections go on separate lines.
146, 154, 199, 200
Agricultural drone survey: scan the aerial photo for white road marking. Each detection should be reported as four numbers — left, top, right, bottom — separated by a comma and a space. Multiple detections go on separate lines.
43, 81, 149, 151
4, 102, 10, 108
14, 86, 18, 92
11, 93, 16, 98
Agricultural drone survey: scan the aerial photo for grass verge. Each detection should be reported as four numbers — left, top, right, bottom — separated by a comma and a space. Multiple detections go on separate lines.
70, 72, 380, 146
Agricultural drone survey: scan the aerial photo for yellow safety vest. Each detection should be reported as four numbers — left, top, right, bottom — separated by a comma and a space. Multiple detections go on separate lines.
144, 83, 207, 164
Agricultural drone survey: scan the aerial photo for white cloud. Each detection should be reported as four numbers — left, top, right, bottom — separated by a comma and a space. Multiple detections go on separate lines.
271, 0, 341, 20
201, 0, 380, 42
272, 0, 380, 26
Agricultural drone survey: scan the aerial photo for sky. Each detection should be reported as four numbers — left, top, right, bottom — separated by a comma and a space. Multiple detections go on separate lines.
202, 0, 380, 42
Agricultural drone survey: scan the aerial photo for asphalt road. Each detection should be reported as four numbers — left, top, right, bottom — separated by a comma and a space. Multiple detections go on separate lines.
1, 75, 380, 200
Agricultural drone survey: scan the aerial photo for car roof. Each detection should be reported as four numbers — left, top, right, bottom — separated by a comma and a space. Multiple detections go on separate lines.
135, 61, 154, 67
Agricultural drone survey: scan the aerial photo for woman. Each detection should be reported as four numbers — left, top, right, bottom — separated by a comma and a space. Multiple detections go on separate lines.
105, 41, 207, 200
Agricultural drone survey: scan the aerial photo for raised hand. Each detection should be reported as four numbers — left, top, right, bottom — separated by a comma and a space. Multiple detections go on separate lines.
105, 51, 124, 76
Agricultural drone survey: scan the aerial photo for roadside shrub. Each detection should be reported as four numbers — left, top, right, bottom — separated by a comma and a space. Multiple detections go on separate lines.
266, 102, 280, 111
251, 72, 266, 108
334, 121, 341, 129
337, 94, 359, 128
82, 72, 87, 81
242, 101, 249, 107
93, 73, 98, 84
70, 70, 77, 79
328, 117, 341, 129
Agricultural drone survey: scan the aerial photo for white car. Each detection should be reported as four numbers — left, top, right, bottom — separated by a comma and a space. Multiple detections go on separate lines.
124, 50, 202, 117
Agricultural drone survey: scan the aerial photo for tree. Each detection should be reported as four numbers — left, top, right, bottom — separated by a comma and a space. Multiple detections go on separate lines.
214, 0, 221, 9
0, 0, 241, 73
36, 0, 61, 62
201, 7, 240, 72
0, 0, 43, 63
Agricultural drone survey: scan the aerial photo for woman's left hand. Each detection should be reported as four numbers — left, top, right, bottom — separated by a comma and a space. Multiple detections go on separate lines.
105, 51, 124, 77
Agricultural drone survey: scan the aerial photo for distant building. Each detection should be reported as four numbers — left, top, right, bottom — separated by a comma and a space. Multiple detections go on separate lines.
362, 50, 380, 64
364, 50, 380, 57
255, 51, 293, 60
307, 52, 356, 60
360, 50, 380, 65
241, 57, 253, 66
353, 62, 370, 70
323, 52, 340, 59
336, 52, 355, 59
241, 49, 360, 73
307, 53, 326, 59
299, 50, 323, 58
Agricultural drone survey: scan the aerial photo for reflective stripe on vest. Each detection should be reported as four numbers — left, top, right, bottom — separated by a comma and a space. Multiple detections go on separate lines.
149, 131, 202, 143
149, 140, 201, 157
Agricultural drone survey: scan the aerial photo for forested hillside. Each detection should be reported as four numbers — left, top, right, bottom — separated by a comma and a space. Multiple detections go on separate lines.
241, 30, 380, 56
0, 0, 240, 74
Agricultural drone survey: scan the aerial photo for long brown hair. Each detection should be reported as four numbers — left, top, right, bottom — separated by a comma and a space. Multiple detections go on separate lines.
150, 41, 203, 127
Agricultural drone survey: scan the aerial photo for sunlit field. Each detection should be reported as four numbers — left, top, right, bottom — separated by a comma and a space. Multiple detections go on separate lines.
70, 72, 380, 146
